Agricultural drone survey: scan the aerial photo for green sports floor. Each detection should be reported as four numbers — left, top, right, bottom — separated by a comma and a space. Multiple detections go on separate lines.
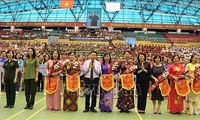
0, 92, 199, 120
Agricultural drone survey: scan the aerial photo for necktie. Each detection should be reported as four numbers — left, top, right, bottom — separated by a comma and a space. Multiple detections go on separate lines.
90, 61, 93, 80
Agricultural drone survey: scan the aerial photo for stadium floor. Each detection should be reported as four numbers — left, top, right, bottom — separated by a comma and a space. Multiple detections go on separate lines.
0, 92, 199, 120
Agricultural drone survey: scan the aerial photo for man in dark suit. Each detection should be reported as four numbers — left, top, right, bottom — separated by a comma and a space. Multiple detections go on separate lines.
89, 11, 100, 26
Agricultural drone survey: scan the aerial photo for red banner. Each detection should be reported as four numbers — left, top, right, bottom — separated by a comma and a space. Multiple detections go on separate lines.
120, 74, 135, 90
66, 74, 80, 92
100, 74, 114, 91
175, 79, 190, 96
45, 77, 58, 94
110, 23, 200, 30
159, 79, 171, 96
0, 22, 86, 27
191, 79, 200, 94
0, 22, 200, 30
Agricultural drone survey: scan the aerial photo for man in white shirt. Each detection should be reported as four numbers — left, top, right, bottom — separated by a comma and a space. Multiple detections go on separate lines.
82, 51, 101, 113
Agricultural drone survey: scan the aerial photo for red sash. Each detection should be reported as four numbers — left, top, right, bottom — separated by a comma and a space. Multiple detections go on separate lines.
45, 77, 58, 94
175, 79, 190, 96
66, 74, 80, 92
100, 74, 114, 91
191, 78, 200, 94
120, 74, 135, 90
159, 79, 171, 96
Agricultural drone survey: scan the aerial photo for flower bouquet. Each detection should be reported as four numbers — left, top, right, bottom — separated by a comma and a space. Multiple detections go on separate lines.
127, 64, 137, 73
48, 61, 62, 83
72, 61, 79, 70
151, 71, 169, 91
180, 68, 189, 80
110, 62, 119, 71
45, 61, 61, 94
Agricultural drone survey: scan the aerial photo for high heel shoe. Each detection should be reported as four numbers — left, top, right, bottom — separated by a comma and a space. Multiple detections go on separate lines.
153, 108, 157, 114
157, 108, 161, 115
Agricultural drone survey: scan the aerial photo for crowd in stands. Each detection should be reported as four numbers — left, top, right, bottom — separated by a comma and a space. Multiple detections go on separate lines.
0, 41, 199, 62
0, 29, 124, 40
1, 29, 200, 43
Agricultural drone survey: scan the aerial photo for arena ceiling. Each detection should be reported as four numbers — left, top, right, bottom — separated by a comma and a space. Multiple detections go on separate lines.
0, 0, 200, 25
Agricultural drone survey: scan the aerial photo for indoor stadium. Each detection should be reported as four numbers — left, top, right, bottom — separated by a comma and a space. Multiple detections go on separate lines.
0, 0, 200, 120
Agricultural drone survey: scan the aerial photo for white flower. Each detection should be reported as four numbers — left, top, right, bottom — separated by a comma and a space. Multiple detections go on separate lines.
111, 62, 118, 70
129, 65, 137, 71
162, 71, 169, 78
53, 62, 60, 70
72, 61, 78, 69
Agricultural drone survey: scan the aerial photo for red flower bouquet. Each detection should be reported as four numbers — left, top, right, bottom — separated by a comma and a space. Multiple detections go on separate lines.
72, 61, 79, 70
110, 62, 119, 71
127, 64, 137, 73
49, 61, 61, 76
181, 68, 189, 80
109, 62, 120, 73
151, 71, 169, 91
48, 61, 62, 83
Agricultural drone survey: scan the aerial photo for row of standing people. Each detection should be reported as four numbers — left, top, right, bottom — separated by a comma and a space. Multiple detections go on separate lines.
45, 50, 151, 113
2, 48, 200, 115
1, 50, 50, 93
42, 51, 200, 114
2, 48, 39, 109
1, 49, 149, 113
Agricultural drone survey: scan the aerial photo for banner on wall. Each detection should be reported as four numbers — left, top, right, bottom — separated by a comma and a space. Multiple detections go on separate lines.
69, 36, 106, 41
87, 8, 101, 28
106, 2, 120, 11
48, 36, 59, 45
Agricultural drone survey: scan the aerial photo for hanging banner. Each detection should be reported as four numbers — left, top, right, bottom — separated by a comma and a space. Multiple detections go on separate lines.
66, 74, 80, 92
175, 79, 190, 96
120, 74, 135, 90
45, 77, 58, 94
191, 79, 200, 94
159, 79, 171, 96
48, 36, 59, 45
100, 74, 114, 91
87, 8, 101, 28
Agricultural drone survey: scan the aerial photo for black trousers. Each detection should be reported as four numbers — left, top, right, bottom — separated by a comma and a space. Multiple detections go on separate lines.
37, 72, 44, 92
24, 79, 37, 106
5, 79, 16, 106
136, 81, 149, 111
84, 78, 99, 109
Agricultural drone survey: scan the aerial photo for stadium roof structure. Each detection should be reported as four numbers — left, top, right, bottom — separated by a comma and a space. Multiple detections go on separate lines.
0, 0, 200, 25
